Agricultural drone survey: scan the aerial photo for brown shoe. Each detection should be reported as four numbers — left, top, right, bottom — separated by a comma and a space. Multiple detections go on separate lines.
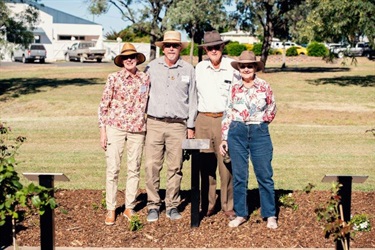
224, 210, 236, 221
105, 210, 115, 225
206, 209, 215, 217
123, 208, 135, 221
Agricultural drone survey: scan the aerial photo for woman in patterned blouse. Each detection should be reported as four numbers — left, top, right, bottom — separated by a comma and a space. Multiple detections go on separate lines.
98, 43, 150, 225
219, 51, 278, 229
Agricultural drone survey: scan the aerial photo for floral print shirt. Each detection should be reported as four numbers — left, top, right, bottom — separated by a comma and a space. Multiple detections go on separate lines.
98, 68, 150, 132
222, 75, 276, 140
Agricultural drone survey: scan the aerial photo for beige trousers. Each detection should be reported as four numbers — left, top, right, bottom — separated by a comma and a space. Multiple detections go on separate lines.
195, 113, 234, 212
105, 126, 145, 210
144, 118, 186, 210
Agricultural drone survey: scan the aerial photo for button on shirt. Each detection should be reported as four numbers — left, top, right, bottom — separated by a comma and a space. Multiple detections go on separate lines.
98, 69, 150, 132
145, 56, 197, 128
222, 75, 277, 140
195, 57, 240, 112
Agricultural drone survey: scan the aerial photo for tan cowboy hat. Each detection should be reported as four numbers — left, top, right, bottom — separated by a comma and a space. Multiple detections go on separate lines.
230, 51, 264, 72
114, 43, 146, 67
198, 30, 230, 48
155, 31, 189, 50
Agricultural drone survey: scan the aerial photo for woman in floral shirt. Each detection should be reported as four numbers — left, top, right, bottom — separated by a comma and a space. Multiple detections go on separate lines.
219, 51, 278, 229
98, 43, 150, 225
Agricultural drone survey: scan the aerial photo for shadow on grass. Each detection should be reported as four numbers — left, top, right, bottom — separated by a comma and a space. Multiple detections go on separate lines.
307, 75, 375, 87
265, 66, 351, 73
0, 77, 102, 101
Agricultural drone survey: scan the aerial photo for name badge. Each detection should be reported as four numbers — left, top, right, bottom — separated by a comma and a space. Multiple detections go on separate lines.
181, 75, 190, 82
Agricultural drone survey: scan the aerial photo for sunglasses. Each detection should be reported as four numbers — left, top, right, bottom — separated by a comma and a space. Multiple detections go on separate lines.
206, 45, 222, 51
164, 43, 181, 49
239, 63, 255, 69
123, 54, 137, 60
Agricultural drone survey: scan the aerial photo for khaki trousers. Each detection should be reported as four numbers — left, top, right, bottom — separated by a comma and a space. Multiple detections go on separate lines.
145, 118, 186, 210
105, 126, 145, 210
195, 113, 234, 212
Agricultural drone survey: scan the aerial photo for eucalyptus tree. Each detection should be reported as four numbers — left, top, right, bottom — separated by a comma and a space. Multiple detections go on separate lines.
298, 0, 375, 47
1, 0, 40, 50
87, 0, 177, 60
164, 0, 232, 63
230, 0, 305, 69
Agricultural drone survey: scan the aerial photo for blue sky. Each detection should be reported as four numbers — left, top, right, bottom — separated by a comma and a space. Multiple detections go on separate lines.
40, 0, 130, 35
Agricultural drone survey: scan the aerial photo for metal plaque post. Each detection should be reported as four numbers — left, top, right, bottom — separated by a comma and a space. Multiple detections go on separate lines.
23, 173, 69, 250
322, 174, 368, 250
182, 139, 209, 228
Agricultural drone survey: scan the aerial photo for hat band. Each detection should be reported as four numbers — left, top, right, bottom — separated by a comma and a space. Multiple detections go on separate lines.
121, 49, 137, 54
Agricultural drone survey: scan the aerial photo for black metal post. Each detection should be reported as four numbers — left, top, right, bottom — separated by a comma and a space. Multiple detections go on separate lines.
190, 150, 200, 227
336, 176, 353, 250
38, 175, 55, 250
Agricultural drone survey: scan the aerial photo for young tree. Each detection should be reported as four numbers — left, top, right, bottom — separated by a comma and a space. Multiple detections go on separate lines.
164, 0, 231, 63
87, 0, 176, 60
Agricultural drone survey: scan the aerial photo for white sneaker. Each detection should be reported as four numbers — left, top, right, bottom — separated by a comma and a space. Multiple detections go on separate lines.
267, 216, 278, 229
228, 216, 246, 227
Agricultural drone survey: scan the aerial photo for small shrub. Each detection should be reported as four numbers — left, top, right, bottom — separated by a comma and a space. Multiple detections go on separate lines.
252, 43, 262, 56
351, 214, 371, 232
225, 42, 247, 56
279, 193, 298, 210
286, 46, 298, 57
129, 214, 143, 231
307, 42, 328, 57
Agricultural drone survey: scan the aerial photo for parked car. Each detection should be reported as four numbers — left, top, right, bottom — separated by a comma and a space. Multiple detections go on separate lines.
64, 41, 106, 63
272, 41, 307, 55
11, 44, 47, 63
332, 42, 372, 58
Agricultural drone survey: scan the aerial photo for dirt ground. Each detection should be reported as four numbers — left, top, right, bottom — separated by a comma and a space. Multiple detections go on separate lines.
9, 189, 375, 248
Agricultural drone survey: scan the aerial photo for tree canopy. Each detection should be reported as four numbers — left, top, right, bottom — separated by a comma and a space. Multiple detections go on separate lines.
297, 0, 375, 47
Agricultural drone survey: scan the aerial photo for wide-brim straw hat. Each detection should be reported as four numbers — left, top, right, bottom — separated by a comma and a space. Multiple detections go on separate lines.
114, 43, 146, 67
230, 51, 264, 72
198, 30, 230, 47
155, 31, 189, 50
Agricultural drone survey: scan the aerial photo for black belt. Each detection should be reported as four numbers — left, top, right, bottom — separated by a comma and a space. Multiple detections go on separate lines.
147, 115, 186, 124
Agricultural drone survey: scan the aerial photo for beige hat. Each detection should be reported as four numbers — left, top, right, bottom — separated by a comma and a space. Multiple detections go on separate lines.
155, 31, 189, 50
230, 51, 264, 72
198, 30, 229, 47
114, 43, 146, 67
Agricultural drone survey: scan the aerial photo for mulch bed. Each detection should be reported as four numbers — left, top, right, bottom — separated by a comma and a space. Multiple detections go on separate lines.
7, 189, 375, 248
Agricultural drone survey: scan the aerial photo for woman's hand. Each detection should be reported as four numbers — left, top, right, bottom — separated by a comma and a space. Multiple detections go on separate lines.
219, 140, 228, 156
100, 127, 107, 151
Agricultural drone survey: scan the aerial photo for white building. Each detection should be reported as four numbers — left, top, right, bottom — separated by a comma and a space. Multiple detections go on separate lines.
3, 0, 153, 62
220, 30, 260, 44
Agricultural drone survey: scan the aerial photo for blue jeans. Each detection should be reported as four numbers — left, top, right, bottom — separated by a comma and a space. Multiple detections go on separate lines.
227, 121, 276, 218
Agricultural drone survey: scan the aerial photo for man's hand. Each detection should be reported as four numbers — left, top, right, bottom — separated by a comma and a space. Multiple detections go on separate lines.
187, 128, 195, 139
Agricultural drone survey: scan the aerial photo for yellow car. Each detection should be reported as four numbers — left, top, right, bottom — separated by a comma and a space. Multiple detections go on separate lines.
272, 41, 308, 55
274, 46, 307, 55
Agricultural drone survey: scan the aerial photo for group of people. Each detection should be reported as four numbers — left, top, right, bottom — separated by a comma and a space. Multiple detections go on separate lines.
98, 30, 278, 229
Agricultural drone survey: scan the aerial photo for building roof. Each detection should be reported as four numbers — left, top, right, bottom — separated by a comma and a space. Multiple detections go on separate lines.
6, 0, 99, 25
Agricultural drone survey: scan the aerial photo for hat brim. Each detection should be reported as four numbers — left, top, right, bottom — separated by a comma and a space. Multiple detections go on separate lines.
114, 53, 146, 67
155, 41, 190, 50
198, 40, 230, 48
231, 60, 264, 72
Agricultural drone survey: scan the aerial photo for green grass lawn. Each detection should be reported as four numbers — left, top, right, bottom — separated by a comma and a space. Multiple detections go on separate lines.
1, 56, 374, 191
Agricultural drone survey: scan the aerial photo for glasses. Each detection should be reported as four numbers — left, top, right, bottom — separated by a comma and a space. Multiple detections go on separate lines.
164, 43, 181, 49
206, 45, 222, 51
123, 54, 137, 60
239, 63, 255, 69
